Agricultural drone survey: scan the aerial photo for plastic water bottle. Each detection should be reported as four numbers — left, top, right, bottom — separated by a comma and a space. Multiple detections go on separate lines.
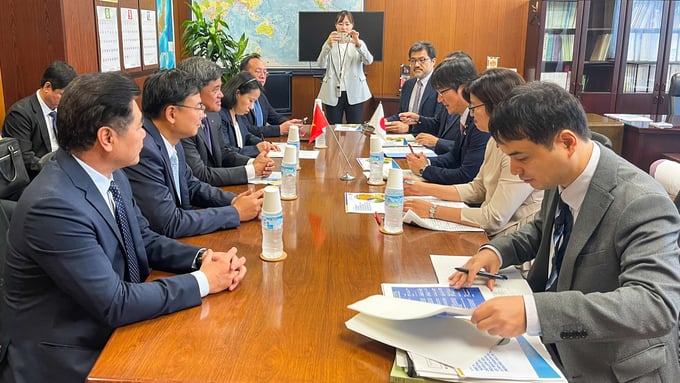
281, 145, 297, 199
313, 98, 327, 148
287, 125, 300, 169
261, 186, 284, 259
368, 135, 385, 185
383, 169, 404, 234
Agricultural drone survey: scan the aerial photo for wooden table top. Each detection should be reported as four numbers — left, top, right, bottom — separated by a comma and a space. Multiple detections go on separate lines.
87, 129, 488, 383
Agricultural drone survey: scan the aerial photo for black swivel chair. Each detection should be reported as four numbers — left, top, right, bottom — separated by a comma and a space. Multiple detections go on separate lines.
668, 73, 680, 115
0, 199, 16, 321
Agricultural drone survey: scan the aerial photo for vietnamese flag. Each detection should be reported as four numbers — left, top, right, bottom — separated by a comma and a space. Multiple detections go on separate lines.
309, 104, 328, 144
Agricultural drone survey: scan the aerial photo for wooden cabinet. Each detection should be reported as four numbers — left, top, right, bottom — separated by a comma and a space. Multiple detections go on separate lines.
525, 0, 624, 114
525, 0, 680, 115
616, 1, 680, 114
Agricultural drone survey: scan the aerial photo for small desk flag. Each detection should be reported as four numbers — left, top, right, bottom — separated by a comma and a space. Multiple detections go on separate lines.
369, 102, 387, 141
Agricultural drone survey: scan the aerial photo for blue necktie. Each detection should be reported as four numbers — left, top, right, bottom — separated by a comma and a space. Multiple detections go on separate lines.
48, 110, 58, 136
169, 151, 181, 199
546, 197, 573, 291
254, 99, 264, 126
202, 118, 212, 155
109, 180, 141, 283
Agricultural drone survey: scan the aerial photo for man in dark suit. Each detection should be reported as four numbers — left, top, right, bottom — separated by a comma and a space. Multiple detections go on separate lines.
451, 82, 680, 382
124, 69, 263, 238
385, 41, 442, 134
406, 54, 489, 185
0, 72, 248, 383
177, 57, 274, 186
240, 54, 302, 137
2, 61, 76, 179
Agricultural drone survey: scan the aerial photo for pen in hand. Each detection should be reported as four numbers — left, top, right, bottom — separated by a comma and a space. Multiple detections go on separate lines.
407, 143, 415, 155
455, 267, 508, 280
302, 117, 309, 125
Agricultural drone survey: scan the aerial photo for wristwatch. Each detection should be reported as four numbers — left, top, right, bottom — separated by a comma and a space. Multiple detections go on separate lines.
194, 248, 208, 269
419, 165, 428, 177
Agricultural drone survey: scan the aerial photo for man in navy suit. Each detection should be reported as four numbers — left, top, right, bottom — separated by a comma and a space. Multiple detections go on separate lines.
406, 54, 489, 185
240, 54, 302, 137
385, 41, 442, 135
0, 72, 248, 383
177, 57, 274, 186
124, 69, 263, 238
2, 61, 77, 179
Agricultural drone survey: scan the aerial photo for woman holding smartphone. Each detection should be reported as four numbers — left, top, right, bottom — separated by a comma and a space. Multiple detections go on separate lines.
316, 10, 374, 124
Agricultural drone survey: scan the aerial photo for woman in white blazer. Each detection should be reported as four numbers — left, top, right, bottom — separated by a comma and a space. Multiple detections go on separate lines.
316, 10, 373, 124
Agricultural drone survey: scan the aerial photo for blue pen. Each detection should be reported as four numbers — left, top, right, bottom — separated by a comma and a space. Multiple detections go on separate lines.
455, 267, 508, 280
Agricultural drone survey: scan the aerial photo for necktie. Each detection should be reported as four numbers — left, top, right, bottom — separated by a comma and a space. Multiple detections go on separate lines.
546, 197, 573, 291
202, 118, 212, 155
109, 180, 141, 283
169, 151, 181, 199
254, 99, 264, 126
48, 110, 58, 136
411, 80, 423, 113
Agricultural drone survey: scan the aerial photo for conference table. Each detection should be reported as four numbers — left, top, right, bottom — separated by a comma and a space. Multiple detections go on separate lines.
87, 128, 488, 383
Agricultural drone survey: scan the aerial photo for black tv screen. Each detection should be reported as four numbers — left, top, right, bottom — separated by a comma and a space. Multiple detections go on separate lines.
298, 12, 384, 62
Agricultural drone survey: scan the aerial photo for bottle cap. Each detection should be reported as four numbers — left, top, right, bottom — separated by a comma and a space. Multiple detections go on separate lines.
262, 185, 282, 214
287, 125, 299, 142
370, 135, 382, 154
282, 144, 297, 164
386, 168, 403, 190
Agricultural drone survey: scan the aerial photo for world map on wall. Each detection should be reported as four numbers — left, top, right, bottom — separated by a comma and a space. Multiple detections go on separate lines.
195, 0, 363, 67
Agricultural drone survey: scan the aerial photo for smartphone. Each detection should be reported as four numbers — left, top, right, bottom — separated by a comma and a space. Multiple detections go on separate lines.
339, 33, 351, 43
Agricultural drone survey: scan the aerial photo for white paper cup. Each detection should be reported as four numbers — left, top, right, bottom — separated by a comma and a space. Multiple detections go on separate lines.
386, 168, 403, 190
370, 135, 382, 153
282, 144, 297, 164
262, 185, 282, 214
288, 125, 299, 142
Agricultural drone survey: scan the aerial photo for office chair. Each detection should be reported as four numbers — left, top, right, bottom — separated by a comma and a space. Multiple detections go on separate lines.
590, 131, 613, 150
0, 199, 16, 321
668, 73, 680, 115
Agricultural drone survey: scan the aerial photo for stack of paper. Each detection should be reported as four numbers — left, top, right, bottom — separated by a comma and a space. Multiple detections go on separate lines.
357, 157, 401, 180
349, 255, 566, 382
384, 146, 436, 158
384, 134, 416, 147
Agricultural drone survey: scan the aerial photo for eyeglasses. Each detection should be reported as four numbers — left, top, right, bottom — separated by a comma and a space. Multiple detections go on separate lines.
174, 103, 206, 112
409, 57, 431, 65
468, 103, 486, 113
254, 69, 268, 76
436, 88, 453, 97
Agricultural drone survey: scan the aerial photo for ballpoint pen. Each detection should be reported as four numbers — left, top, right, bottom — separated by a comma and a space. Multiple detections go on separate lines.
374, 211, 382, 227
407, 143, 415, 154
455, 267, 508, 280
302, 117, 308, 125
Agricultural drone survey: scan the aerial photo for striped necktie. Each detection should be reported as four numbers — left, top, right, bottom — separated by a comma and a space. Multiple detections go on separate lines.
546, 197, 573, 291
109, 180, 141, 283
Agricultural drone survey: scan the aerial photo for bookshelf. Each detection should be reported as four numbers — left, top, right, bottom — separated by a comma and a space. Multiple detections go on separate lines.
525, 0, 623, 114
616, 0, 680, 114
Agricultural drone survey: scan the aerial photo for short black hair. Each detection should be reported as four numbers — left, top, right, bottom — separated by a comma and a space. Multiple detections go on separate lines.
430, 53, 477, 92
142, 69, 201, 119
489, 81, 590, 148
463, 68, 525, 116
409, 41, 436, 59
40, 61, 77, 90
177, 56, 222, 90
222, 72, 261, 110
239, 53, 262, 72
57, 72, 139, 153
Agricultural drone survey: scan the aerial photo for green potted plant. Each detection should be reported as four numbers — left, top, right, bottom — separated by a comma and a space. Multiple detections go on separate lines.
181, 2, 249, 82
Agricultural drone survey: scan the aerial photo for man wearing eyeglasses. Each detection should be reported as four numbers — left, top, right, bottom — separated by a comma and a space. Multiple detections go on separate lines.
385, 41, 442, 134
240, 54, 303, 137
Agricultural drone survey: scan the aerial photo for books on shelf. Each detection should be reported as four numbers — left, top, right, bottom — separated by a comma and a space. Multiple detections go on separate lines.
542, 33, 573, 62
545, 1, 576, 29
540, 72, 570, 91
590, 33, 612, 61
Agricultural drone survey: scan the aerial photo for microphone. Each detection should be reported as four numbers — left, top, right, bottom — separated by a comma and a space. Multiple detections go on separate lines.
327, 124, 358, 181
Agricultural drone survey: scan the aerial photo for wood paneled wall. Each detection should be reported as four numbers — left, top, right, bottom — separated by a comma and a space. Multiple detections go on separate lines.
365, 0, 529, 97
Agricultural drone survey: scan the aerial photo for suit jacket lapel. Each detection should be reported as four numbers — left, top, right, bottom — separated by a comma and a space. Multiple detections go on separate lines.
438, 112, 460, 138
30, 95, 52, 150
556, 145, 615, 290
143, 118, 181, 206
56, 150, 124, 247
